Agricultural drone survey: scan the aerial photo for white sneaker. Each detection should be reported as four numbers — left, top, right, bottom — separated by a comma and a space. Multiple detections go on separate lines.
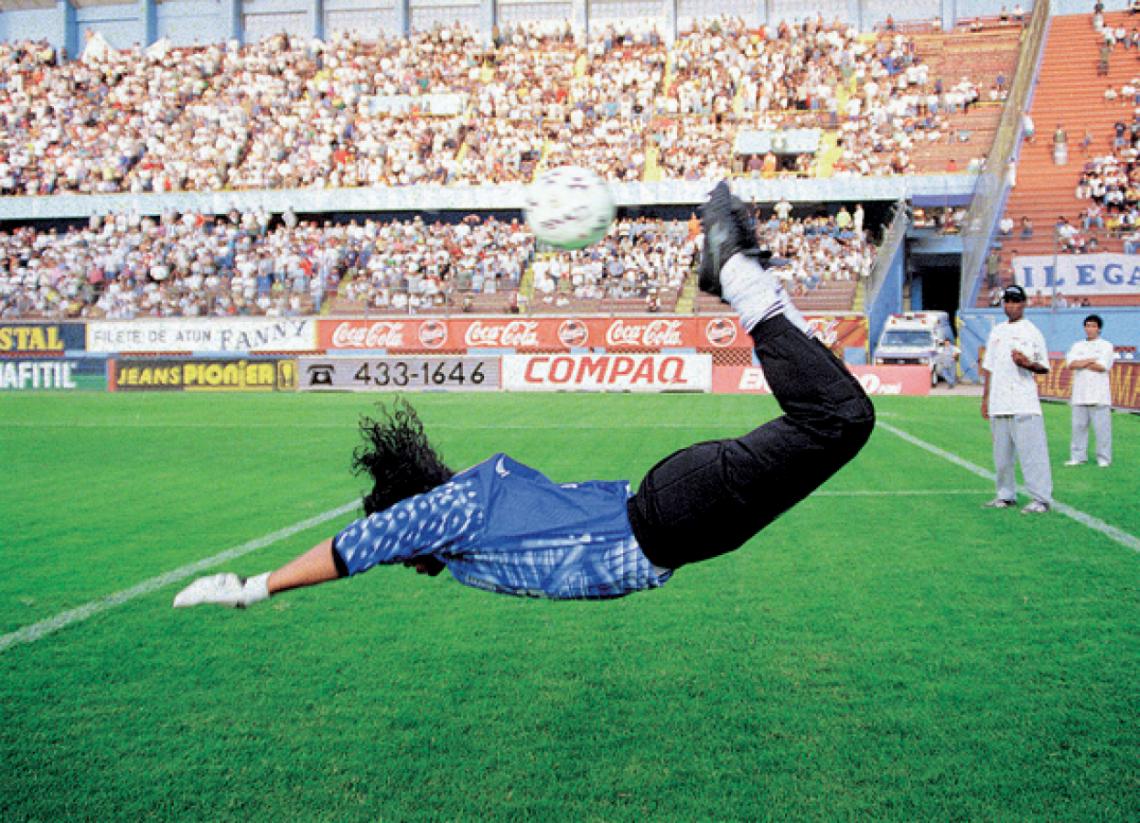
1097, 458, 1111, 468
1063, 459, 1085, 467
173, 572, 269, 609
1021, 500, 1050, 515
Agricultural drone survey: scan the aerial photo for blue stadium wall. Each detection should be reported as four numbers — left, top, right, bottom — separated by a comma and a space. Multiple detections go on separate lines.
958, 309, 1140, 383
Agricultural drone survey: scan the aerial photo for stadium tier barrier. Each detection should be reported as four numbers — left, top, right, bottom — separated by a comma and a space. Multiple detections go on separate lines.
3, 315, 1138, 409
0, 176, 977, 222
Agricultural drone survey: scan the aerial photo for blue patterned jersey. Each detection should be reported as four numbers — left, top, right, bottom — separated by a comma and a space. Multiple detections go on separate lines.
333, 453, 672, 599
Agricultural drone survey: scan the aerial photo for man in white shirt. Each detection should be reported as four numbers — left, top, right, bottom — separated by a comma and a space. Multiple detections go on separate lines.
981, 284, 1053, 514
934, 338, 960, 388
1064, 315, 1114, 467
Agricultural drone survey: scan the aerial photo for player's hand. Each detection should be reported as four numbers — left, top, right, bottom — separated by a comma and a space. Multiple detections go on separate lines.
981, 397, 989, 420
1010, 349, 1031, 369
403, 557, 446, 577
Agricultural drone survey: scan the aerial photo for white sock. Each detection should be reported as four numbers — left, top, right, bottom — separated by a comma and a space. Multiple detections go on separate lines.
242, 572, 271, 607
719, 253, 810, 334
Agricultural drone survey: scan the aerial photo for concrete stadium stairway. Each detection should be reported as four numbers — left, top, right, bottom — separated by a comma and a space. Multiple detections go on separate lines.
907, 25, 1021, 174
988, 11, 1140, 305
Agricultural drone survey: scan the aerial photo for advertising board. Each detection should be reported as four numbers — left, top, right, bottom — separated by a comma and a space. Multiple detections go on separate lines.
0, 322, 86, 354
89, 319, 316, 353
110, 358, 297, 391
318, 315, 868, 358
1037, 357, 1140, 412
0, 359, 105, 390
1012, 253, 1140, 297
713, 364, 931, 396
296, 356, 501, 392
502, 353, 711, 392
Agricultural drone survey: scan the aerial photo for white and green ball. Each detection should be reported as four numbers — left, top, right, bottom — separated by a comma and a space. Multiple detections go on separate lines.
524, 166, 616, 250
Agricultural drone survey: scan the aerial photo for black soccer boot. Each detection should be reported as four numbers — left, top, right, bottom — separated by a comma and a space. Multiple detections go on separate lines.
697, 180, 766, 297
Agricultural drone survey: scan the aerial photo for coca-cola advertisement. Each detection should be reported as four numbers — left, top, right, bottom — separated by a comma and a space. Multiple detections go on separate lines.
463, 319, 542, 349
322, 320, 416, 350
317, 315, 868, 355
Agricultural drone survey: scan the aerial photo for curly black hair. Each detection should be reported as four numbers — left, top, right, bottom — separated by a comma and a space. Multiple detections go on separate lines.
353, 398, 454, 516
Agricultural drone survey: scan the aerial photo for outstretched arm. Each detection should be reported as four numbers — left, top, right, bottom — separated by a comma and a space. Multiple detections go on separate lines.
172, 536, 341, 609
269, 538, 340, 595
173, 534, 446, 609
174, 479, 477, 609
268, 538, 444, 595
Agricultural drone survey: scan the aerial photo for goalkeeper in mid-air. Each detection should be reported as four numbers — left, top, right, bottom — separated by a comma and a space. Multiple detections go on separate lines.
174, 182, 875, 609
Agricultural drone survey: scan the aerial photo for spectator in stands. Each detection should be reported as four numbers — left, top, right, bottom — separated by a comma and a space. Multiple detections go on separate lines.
1055, 216, 1082, 250
1083, 202, 1106, 231
1020, 216, 1034, 238
986, 247, 1002, 287
1053, 124, 1069, 165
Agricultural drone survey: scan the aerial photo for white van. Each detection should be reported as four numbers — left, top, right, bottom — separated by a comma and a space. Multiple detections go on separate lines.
873, 312, 954, 386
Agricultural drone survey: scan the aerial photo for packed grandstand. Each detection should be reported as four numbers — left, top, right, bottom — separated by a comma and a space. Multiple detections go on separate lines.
0, 0, 1136, 400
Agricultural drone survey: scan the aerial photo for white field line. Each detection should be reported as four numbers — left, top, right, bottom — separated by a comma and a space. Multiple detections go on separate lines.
5, 489, 967, 656
0, 500, 360, 654
878, 421, 1140, 553
2, 423, 1136, 654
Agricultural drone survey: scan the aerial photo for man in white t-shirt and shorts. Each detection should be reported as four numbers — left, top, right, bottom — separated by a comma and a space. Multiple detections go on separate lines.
981, 284, 1053, 514
1064, 314, 1114, 467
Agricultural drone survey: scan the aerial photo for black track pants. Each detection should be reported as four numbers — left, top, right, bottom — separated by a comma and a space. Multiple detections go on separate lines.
627, 314, 875, 569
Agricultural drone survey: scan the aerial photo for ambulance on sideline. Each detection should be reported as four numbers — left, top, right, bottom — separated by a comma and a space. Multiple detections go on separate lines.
873, 311, 954, 386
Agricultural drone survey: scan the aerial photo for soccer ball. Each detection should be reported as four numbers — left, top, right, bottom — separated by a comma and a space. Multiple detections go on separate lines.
524, 166, 616, 250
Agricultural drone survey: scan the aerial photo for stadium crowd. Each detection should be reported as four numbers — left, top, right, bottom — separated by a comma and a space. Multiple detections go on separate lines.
1069, 114, 1140, 248
0, 16, 1014, 195
0, 210, 533, 319
0, 206, 875, 319
530, 217, 694, 309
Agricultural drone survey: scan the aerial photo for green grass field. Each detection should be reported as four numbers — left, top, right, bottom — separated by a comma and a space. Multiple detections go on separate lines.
1, 392, 1136, 821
